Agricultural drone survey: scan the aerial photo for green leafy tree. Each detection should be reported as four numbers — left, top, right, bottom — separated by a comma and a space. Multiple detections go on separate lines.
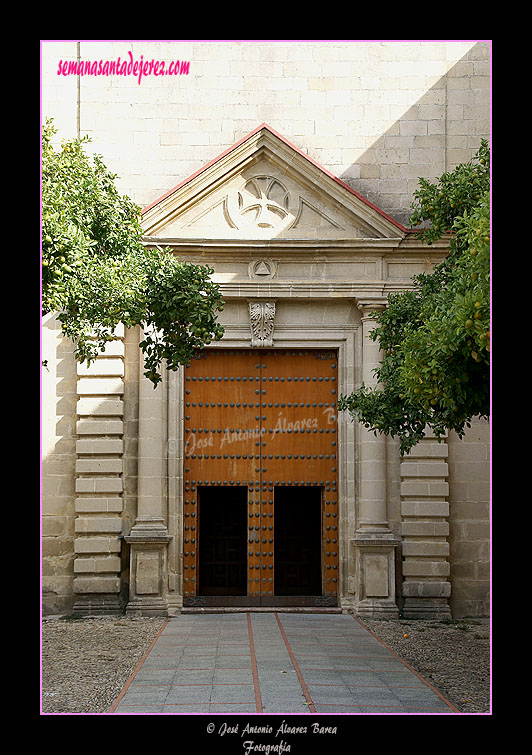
338, 140, 490, 454
41, 119, 224, 385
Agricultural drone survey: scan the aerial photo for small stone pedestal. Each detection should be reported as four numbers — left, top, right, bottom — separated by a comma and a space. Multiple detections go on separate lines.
351, 536, 400, 618
125, 529, 173, 616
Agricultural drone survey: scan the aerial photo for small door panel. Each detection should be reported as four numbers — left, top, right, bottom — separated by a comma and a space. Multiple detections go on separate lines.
198, 487, 248, 596
274, 486, 322, 596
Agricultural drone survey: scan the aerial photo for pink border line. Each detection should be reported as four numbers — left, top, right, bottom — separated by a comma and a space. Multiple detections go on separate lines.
246, 612, 263, 713
274, 612, 316, 713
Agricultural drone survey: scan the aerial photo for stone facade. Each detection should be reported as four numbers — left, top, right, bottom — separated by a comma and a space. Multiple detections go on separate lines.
41, 40, 491, 618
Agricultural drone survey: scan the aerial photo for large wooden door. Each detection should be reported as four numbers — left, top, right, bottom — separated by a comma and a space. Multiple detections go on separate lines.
183, 349, 339, 606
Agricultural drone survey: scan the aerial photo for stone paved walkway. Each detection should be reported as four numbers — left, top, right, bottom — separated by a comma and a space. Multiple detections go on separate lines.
110, 612, 458, 715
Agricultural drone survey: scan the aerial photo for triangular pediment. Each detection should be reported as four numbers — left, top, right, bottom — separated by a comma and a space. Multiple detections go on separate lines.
141, 124, 406, 241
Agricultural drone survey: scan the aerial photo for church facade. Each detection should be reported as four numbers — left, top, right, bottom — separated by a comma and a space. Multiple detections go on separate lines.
41, 41, 491, 619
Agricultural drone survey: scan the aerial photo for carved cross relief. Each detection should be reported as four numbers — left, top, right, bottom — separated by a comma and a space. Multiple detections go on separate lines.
221, 172, 345, 234
233, 176, 291, 230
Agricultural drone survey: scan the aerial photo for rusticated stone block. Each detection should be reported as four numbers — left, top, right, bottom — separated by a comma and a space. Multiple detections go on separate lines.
74, 517, 123, 534
402, 560, 450, 577
73, 576, 120, 593
402, 541, 449, 557
402, 581, 451, 598
74, 556, 121, 573
74, 537, 121, 553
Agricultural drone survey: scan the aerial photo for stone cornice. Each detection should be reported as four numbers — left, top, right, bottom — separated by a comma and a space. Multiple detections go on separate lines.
143, 235, 450, 255
143, 236, 403, 250
214, 280, 412, 302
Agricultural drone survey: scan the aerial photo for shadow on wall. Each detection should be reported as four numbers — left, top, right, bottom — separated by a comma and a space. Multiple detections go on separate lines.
42, 313, 78, 480
337, 42, 490, 228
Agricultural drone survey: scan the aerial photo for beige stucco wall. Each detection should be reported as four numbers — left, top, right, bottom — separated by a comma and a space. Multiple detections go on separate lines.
41, 40, 491, 617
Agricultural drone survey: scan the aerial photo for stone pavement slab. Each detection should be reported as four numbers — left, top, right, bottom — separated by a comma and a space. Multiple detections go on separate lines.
110, 612, 458, 715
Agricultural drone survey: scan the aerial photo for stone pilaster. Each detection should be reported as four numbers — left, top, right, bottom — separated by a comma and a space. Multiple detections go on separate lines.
125, 344, 172, 616
72, 326, 125, 615
400, 427, 452, 618
351, 302, 399, 617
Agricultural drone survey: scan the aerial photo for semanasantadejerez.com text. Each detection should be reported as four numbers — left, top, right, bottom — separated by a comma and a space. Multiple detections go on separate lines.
57, 51, 190, 84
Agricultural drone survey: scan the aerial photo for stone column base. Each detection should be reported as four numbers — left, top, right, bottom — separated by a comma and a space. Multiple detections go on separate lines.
73, 594, 123, 616
401, 599, 452, 619
351, 537, 400, 618
166, 592, 184, 616
401, 580, 452, 619
125, 596, 170, 617
125, 532, 172, 617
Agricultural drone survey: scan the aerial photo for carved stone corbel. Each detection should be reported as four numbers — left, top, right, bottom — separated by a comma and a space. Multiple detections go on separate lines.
249, 301, 276, 347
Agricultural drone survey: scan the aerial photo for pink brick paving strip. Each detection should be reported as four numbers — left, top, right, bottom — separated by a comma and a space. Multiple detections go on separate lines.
109, 619, 170, 713
247, 612, 264, 713
274, 612, 316, 713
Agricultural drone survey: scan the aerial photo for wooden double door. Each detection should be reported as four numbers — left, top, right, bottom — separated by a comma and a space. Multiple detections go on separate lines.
182, 349, 339, 606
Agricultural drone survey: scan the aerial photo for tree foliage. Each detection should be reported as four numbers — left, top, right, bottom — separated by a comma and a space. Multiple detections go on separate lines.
338, 140, 490, 454
41, 119, 224, 385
